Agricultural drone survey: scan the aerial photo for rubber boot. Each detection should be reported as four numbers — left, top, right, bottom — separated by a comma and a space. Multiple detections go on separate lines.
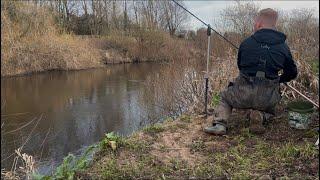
204, 123, 227, 135
249, 111, 266, 135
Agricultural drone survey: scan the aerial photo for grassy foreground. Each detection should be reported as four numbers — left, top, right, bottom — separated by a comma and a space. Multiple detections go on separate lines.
67, 108, 319, 180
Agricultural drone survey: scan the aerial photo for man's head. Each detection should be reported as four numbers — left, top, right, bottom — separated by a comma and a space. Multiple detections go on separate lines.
254, 8, 278, 32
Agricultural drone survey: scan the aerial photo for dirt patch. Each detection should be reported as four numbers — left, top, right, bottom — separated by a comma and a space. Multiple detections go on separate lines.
149, 118, 206, 166
80, 110, 319, 179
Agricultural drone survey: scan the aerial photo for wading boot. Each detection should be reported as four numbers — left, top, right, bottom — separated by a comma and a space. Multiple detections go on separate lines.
204, 123, 227, 135
248, 111, 267, 135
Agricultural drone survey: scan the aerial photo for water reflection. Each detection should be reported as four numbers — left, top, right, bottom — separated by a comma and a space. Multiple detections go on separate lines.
1, 63, 169, 174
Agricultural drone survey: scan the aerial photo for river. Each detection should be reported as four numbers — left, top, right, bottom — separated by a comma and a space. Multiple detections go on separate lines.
1, 63, 189, 175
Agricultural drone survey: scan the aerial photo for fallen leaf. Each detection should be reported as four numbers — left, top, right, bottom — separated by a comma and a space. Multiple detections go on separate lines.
109, 141, 116, 151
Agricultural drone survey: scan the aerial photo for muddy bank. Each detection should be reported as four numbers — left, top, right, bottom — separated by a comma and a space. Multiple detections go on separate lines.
74, 107, 319, 179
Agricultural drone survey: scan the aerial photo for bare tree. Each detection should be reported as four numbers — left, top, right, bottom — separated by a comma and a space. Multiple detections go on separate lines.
220, 1, 260, 39
81, 0, 88, 16
123, 0, 128, 31
138, 0, 162, 29
132, 0, 140, 25
111, 0, 119, 29
162, 0, 188, 35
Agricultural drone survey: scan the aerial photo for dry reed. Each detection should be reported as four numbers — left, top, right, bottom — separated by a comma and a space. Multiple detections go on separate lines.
1, 1, 103, 77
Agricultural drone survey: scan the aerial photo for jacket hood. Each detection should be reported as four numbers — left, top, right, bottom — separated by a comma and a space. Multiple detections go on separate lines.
252, 29, 286, 45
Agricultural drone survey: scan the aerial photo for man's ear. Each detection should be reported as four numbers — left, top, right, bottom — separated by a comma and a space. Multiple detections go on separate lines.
257, 21, 263, 30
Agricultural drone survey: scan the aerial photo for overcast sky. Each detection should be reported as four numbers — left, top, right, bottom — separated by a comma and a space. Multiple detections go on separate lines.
183, 1, 319, 30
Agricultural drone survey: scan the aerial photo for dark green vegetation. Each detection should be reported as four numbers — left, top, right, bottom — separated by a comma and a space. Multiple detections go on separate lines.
311, 60, 319, 76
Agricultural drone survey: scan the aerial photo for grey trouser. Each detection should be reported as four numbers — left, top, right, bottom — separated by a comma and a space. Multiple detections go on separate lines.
213, 73, 281, 126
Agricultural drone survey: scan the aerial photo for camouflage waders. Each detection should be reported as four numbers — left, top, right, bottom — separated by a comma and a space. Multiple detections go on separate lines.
212, 72, 282, 128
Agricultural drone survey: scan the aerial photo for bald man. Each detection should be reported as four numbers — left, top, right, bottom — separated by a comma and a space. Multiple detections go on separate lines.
204, 8, 298, 135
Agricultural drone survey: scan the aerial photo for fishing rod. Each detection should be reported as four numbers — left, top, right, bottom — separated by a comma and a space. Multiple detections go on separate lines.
171, 0, 319, 110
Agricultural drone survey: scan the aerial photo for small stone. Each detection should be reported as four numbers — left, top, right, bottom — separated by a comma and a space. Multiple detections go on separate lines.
258, 175, 272, 180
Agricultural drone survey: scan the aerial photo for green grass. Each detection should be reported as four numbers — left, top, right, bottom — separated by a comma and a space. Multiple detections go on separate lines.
211, 92, 221, 107
101, 152, 173, 179
311, 59, 319, 75
123, 137, 152, 153
189, 139, 206, 153
209, 138, 318, 179
33, 145, 97, 180
168, 122, 189, 133
163, 117, 174, 123
79, 134, 318, 179
142, 123, 165, 135
101, 158, 124, 179
99, 132, 126, 149
240, 128, 254, 138
179, 115, 192, 123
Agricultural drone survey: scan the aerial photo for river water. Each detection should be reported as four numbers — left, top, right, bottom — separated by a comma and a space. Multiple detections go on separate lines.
1, 63, 186, 175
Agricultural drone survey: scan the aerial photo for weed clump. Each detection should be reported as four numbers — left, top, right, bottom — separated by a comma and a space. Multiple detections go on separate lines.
143, 123, 165, 135
179, 115, 192, 123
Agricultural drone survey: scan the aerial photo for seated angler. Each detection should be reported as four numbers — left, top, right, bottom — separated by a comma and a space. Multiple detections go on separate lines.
204, 8, 298, 135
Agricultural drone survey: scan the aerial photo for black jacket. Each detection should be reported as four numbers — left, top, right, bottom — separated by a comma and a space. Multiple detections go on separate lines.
237, 29, 298, 83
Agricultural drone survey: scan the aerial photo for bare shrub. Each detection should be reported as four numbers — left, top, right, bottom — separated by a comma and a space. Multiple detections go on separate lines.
1, 148, 35, 180
220, 1, 260, 41
97, 27, 192, 64
277, 9, 319, 101
1, 1, 103, 76
141, 62, 204, 117
140, 42, 238, 117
